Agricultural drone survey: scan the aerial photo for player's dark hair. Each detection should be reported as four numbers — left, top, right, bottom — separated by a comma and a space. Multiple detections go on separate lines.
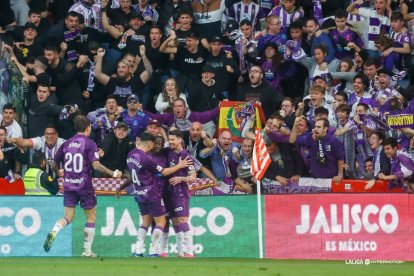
0, 126, 7, 134
169, 129, 183, 139
335, 9, 348, 19
383, 137, 398, 148
74, 115, 91, 132
140, 132, 156, 143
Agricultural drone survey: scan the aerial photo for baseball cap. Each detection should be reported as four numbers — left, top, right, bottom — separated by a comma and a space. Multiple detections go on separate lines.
130, 12, 144, 21
209, 36, 222, 43
148, 119, 161, 127
115, 122, 129, 129
24, 22, 37, 31
202, 64, 215, 73
225, 20, 239, 33
127, 94, 139, 102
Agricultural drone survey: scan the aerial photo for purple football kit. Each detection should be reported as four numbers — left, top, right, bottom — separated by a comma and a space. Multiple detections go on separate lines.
54, 134, 99, 209
166, 148, 200, 218
126, 148, 166, 217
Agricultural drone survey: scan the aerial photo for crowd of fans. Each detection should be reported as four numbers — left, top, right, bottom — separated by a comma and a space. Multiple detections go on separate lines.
1, 0, 414, 194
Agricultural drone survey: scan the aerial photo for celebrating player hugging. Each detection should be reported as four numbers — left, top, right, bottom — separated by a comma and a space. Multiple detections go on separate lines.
116, 130, 199, 257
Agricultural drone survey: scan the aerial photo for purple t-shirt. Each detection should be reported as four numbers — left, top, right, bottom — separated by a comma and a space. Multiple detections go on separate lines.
126, 148, 165, 202
166, 148, 199, 198
54, 134, 99, 191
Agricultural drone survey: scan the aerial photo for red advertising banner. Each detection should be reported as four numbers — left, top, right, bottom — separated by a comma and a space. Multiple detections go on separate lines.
265, 194, 413, 260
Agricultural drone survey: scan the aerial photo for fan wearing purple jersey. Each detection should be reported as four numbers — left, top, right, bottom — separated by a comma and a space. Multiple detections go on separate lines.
268, 0, 303, 32
166, 129, 200, 257
43, 115, 123, 257
116, 132, 193, 257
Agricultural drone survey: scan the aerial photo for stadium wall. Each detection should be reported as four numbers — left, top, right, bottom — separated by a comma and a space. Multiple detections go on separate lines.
1, 195, 413, 260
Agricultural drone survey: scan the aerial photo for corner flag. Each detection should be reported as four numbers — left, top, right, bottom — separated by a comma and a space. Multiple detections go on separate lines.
251, 129, 271, 181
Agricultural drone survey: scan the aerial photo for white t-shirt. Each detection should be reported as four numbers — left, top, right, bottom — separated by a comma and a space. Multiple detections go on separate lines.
0, 114, 23, 138
30, 136, 66, 160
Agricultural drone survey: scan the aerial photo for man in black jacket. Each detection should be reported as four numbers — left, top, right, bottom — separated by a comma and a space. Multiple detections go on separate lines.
204, 36, 240, 99
237, 65, 282, 119
96, 122, 135, 176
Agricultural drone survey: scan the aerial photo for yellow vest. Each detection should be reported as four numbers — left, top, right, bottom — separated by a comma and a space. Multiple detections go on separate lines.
23, 168, 50, 195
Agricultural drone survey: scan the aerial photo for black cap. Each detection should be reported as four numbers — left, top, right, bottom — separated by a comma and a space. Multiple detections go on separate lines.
202, 64, 215, 73
263, 42, 278, 51
225, 20, 239, 33
209, 36, 222, 43
130, 12, 144, 21
24, 22, 37, 31
148, 119, 161, 127
115, 122, 129, 129
239, 19, 252, 27
127, 94, 140, 102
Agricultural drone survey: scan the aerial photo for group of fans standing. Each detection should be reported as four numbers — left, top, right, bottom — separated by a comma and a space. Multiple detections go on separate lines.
2, 0, 414, 257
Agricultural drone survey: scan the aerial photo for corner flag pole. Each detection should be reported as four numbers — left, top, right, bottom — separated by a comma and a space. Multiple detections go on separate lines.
252, 128, 270, 259
257, 179, 263, 258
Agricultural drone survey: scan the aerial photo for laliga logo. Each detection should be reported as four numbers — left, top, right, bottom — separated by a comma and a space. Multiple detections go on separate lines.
0, 207, 41, 236
296, 204, 398, 234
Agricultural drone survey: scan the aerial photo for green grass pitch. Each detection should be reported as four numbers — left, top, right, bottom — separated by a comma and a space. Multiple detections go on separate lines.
1, 258, 413, 276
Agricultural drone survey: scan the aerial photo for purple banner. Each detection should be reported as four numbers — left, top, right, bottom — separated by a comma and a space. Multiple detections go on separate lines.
262, 177, 332, 194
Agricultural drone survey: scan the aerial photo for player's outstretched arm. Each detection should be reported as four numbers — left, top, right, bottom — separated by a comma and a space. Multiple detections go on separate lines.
92, 161, 122, 178
115, 170, 132, 198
